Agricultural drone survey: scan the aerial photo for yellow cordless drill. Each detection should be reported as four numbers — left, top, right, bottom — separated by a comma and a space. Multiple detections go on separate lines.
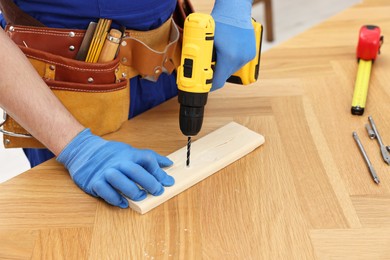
177, 13, 263, 166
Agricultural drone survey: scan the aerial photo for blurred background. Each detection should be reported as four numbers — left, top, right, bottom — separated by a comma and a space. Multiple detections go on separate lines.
0, 0, 361, 182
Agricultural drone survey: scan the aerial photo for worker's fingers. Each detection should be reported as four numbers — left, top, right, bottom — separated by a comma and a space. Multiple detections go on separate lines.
212, 56, 239, 90
155, 152, 174, 168
104, 168, 147, 201
133, 150, 175, 186
119, 162, 165, 196
91, 179, 128, 208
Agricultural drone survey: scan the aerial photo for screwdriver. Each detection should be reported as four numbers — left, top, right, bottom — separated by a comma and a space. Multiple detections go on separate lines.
352, 131, 380, 184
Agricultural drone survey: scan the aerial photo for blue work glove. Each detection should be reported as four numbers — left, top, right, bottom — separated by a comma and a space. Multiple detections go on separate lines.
211, 0, 256, 90
57, 129, 174, 208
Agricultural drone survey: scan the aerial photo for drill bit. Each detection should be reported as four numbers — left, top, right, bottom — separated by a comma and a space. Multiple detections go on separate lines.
186, 136, 191, 167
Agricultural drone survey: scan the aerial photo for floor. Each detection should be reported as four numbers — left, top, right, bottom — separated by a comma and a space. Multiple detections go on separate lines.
0, 0, 361, 183
254, 0, 361, 51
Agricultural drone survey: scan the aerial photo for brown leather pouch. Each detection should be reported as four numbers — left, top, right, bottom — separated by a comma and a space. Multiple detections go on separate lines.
2, 45, 129, 148
119, 18, 181, 81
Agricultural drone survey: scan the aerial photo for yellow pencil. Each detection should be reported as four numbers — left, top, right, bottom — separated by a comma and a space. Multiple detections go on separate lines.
92, 19, 112, 62
85, 18, 104, 62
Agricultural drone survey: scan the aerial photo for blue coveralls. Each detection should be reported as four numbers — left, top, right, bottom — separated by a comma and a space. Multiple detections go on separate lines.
1, 0, 179, 167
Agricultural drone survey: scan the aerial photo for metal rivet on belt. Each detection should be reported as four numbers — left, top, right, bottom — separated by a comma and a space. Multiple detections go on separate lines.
155, 68, 161, 74
122, 72, 127, 78
87, 77, 94, 83
69, 31, 75, 37
69, 45, 75, 51
121, 41, 127, 47
4, 139, 10, 145
122, 57, 128, 63
9, 26, 15, 32
49, 65, 55, 71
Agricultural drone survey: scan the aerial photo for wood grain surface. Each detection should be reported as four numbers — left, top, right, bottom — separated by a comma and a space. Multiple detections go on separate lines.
1, 0, 390, 259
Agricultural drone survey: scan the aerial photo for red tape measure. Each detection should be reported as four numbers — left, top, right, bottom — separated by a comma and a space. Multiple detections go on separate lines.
356, 25, 383, 61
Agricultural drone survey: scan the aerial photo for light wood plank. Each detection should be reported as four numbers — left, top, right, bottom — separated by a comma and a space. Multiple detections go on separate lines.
129, 122, 265, 214
0, 165, 97, 229
0, 229, 37, 260
272, 96, 350, 229
352, 196, 390, 228
301, 96, 361, 228
310, 228, 390, 259
31, 228, 93, 260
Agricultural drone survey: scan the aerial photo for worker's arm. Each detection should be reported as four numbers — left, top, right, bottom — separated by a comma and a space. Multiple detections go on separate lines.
0, 28, 174, 208
211, 0, 256, 90
0, 28, 83, 155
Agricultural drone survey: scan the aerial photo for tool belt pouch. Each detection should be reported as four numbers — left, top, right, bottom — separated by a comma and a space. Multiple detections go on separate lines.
1, 38, 129, 148
1, 17, 185, 148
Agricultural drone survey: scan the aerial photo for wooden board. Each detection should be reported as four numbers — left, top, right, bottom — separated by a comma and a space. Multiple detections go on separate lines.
129, 122, 265, 214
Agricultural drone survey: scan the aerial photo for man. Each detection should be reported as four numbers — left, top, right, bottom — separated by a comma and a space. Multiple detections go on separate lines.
0, 0, 256, 208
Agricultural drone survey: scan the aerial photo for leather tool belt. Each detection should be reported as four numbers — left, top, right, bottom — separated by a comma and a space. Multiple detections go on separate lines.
0, 0, 194, 148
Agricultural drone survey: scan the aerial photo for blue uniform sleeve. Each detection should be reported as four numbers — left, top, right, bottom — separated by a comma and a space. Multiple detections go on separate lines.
0, 12, 6, 28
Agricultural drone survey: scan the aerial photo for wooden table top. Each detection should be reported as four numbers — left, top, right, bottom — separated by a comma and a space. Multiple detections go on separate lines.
1, 0, 390, 259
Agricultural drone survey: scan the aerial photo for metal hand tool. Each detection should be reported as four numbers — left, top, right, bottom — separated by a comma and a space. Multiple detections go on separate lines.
75, 21, 97, 61
353, 131, 380, 184
368, 115, 390, 164
365, 123, 376, 139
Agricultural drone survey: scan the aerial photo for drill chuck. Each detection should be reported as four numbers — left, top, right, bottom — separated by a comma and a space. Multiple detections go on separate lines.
178, 90, 208, 136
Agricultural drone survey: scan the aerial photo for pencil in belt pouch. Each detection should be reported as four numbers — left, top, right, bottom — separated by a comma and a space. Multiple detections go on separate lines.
98, 28, 122, 62
85, 18, 112, 62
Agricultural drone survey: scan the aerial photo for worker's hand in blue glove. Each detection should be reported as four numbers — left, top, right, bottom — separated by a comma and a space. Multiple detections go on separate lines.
211, 0, 256, 90
57, 129, 174, 208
